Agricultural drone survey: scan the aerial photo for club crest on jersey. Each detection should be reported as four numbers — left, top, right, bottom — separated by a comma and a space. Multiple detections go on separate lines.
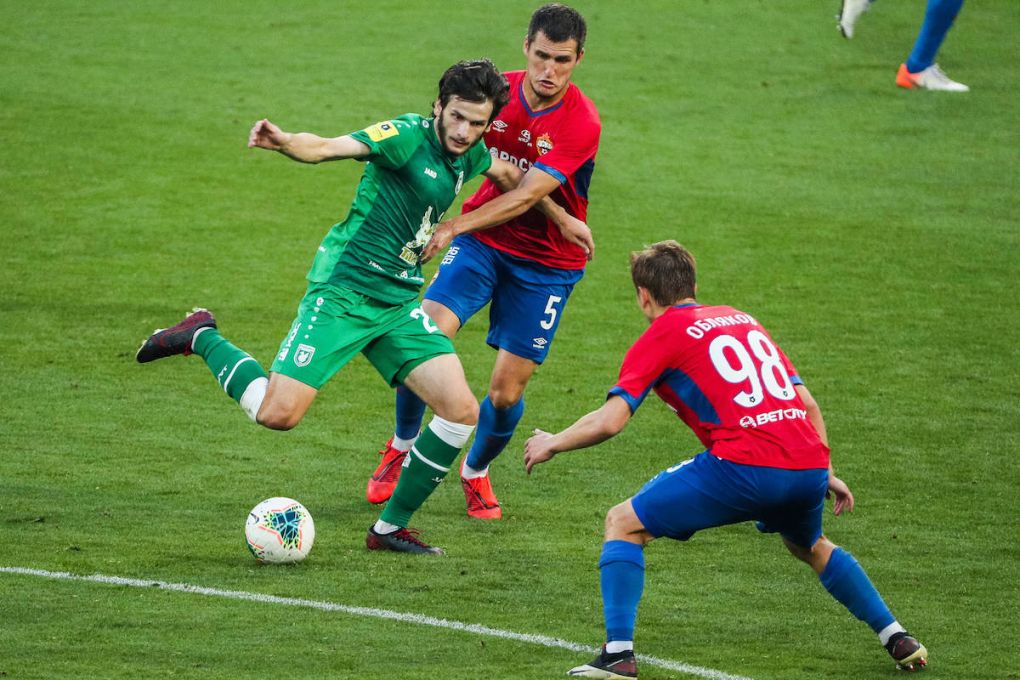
536, 133, 553, 155
293, 343, 316, 367
364, 120, 399, 142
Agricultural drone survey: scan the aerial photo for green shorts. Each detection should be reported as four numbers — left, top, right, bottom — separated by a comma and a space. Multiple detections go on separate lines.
270, 282, 454, 389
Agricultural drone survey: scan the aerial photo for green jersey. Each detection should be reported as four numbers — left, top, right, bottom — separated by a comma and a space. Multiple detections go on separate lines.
306, 113, 492, 305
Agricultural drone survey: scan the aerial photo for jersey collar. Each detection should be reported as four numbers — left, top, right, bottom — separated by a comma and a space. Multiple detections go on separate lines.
518, 80, 568, 118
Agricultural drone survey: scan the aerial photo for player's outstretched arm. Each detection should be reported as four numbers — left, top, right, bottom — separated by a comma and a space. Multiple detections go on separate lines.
247, 119, 370, 163
422, 162, 591, 261
524, 396, 631, 474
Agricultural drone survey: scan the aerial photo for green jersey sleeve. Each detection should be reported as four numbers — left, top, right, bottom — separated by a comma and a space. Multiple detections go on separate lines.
349, 114, 422, 170
464, 138, 493, 180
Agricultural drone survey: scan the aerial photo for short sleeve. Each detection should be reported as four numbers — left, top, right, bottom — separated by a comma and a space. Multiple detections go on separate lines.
464, 140, 493, 180
608, 326, 671, 414
348, 115, 420, 170
533, 108, 600, 185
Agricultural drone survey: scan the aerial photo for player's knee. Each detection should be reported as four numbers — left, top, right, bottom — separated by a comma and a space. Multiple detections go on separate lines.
784, 535, 835, 573
604, 501, 648, 543
488, 386, 524, 410
256, 402, 302, 431
434, 394, 479, 427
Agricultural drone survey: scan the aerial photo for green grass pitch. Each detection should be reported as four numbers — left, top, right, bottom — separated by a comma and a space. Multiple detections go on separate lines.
2, 1, 1018, 678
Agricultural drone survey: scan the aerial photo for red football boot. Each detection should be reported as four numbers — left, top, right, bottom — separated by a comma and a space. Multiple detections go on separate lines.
366, 438, 408, 504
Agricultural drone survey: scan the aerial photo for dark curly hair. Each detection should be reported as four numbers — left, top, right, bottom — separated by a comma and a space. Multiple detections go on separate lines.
437, 59, 510, 122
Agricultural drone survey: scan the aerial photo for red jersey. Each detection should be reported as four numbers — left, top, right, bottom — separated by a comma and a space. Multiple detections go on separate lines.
465, 70, 601, 270
610, 304, 830, 470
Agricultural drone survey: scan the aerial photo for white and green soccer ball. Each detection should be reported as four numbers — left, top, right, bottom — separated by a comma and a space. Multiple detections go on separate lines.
245, 497, 315, 564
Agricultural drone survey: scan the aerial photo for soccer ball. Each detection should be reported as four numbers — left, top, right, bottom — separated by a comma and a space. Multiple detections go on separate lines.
245, 497, 315, 564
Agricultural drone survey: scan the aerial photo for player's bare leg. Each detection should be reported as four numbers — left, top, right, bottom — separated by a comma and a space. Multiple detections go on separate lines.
256, 373, 318, 431
367, 353, 478, 555
784, 535, 928, 671
368, 299, 463, 504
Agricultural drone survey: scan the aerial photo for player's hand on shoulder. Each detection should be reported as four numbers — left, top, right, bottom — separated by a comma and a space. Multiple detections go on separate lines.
558, 214, 594, 260
248, 118, 286, 151
827, 472, 855, 516
524, 429, 557, 474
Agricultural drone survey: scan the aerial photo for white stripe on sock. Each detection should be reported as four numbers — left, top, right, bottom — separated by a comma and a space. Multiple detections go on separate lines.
410, 446, 450, 473
190, 325, 213, 352
222, 356, 255, 393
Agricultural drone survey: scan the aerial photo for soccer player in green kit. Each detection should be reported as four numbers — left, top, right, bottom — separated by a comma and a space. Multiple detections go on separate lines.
136, 59, 588, 555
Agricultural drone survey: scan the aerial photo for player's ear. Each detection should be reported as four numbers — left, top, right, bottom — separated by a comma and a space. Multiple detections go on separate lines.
523, 36, 530, 58
575, 47, 585, 64
432, 99, 442, 118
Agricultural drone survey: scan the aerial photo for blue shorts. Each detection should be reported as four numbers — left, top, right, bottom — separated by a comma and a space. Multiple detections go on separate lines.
631, 452, 829, 549
425, 235, 583, 364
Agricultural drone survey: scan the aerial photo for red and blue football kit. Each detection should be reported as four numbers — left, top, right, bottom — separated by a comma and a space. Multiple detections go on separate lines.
611, 303, 829, 470
616, 303, 831, 546
425, 70, 601, 363
467, 70, 601, 270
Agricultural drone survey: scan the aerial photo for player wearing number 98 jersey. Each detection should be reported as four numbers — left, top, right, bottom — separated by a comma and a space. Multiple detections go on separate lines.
524, 241, 928, 677
611, 303, 828, 470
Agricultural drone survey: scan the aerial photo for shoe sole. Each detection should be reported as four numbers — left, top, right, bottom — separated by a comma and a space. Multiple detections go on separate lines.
365, 532, 444, 556
567, 665, 635, 679
466, 507, 502, 520
895, 644, 928, 671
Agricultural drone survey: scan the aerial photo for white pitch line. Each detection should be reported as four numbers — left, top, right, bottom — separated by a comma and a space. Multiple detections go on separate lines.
1, 566, 754, 680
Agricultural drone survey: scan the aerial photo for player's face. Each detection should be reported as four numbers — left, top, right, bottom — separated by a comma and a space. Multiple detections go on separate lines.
432, 96, 493, 156
523, 31, 582, 104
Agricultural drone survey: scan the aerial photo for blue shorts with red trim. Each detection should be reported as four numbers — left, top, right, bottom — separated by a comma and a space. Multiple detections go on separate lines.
425, 234, 583, 364
631, 451, 829, 548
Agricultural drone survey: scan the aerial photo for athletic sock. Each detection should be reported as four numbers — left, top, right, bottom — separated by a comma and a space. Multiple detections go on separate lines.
464, 396, 524, 472
906, 0, 964, 73
379, 416, 473, 527
819, 547, 896, 633
191, 328, 268, 420
394, 385, 427, 441
599, 540, 646, 643
878, 621, 907, 646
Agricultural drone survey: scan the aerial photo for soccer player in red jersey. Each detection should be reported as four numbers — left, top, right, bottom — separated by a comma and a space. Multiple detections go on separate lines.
525, 241, 928, 677
368, 4, 602, 520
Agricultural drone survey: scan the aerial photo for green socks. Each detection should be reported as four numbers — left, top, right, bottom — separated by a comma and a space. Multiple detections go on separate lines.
191, 328, 268, 420
380, 416, 474, 527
